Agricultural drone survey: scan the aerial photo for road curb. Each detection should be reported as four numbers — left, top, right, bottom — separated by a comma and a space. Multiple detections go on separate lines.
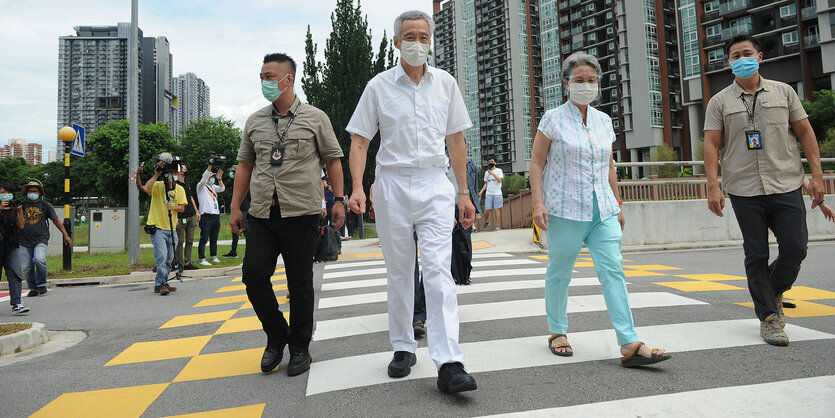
0, 265, 244, 291
0, 322, 50, 357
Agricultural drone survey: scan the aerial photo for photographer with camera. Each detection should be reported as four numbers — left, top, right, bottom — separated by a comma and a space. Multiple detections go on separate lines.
1, 183, 29, 315
137, 153, 187, 295
18, 180, 71, 297
174, 164, 200, 271
196, 155, 226, 266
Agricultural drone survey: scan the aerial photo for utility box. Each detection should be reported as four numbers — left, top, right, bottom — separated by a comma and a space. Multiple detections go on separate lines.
47, 206, 76, 256
88, 207, 127, 253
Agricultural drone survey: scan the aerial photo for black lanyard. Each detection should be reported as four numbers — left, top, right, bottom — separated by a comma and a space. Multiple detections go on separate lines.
739, 91, 761, 123
271, 101, 302, 144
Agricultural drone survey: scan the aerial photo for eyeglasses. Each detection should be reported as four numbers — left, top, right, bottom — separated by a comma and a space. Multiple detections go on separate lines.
568, 75, 601, 84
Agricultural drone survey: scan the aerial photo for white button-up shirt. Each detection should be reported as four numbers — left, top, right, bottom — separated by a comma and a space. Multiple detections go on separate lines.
196, 170, 225, 215
537, 102, 620, 222
346, 63, 472, 168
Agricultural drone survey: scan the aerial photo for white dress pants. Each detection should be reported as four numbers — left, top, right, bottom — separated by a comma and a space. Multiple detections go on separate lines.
373, 166, 465, 369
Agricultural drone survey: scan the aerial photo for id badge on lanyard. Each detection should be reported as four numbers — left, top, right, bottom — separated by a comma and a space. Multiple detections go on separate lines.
740, 92, 762, 151
270, 102, 302, 167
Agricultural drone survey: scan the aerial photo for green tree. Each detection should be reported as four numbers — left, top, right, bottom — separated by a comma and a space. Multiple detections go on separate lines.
87, 120, 179, 206
302, 25, 323, 106
649, 144, 679, 178
501, 174, 530, 196
801, 89, 835, 140
178, 117, 243, 212
0, 157, 34, 191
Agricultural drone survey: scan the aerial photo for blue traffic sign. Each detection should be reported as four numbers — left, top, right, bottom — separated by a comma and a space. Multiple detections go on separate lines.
71, 123, 85, 157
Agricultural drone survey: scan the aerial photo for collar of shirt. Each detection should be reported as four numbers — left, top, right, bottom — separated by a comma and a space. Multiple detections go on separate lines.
392, 61, 436, 86
270, 95, 302, 124
731, 75, 770, 96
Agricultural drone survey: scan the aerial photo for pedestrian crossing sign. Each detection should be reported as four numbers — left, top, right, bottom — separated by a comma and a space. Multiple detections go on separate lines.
71, 123, 85, 157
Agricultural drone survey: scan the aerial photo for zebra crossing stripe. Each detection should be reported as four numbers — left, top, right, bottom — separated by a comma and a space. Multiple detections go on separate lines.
305, 319, 834, 396
313, 292, 702, 341
321, 277, 596, 293
323, 253, 515, 271
480, 375, 835, 417
322, 259, 541, 280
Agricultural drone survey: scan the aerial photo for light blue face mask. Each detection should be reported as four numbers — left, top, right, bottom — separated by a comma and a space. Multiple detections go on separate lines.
229, 172, 235, 179
27, 193, 40, 201
0, 193, 13, 201
261, 74, 290, 102
210, 178, 216, 185
730, 56, 759, 79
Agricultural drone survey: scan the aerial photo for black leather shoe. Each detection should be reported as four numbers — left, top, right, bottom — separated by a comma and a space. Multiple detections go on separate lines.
286, 350, 312, 376
261, 339, 286, 372
387, 351, 417, 378
437, 362, 477, 394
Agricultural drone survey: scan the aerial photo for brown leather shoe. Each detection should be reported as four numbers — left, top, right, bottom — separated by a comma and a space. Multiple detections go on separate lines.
159, 285, 170, 296
167, 285, 177, 292
154, 286, 160, 293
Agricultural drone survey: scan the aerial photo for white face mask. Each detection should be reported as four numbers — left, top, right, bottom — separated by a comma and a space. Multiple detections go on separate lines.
400, 40, 431, 67
568, 82, 599, 105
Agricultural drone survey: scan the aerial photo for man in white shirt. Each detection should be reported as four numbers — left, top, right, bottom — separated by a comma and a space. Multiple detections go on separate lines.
478, 157, 503, 231
346, 10, 477, 394
196, 158, 225, 265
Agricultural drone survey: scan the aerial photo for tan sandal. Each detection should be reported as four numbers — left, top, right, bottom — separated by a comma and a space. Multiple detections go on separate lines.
548, 333, 573, 357
620, 341, 671, 367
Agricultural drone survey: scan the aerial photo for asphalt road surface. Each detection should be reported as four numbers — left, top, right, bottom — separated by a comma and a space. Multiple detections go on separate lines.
1, 243, 834, 417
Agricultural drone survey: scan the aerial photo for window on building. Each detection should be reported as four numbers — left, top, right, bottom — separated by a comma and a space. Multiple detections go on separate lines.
783, 30, 799, 45
606, 11, 613, 19
609, 57, 616, 66
610, 73, 617, 81
589, 47, 598, 55
708, 49, 724, 62
607, 27, 614, 35
704, 0, 719, 12
588, 33, 597, 42
706, 24, 721, 37
780, 4, 797, 18
609, 42, 615, 50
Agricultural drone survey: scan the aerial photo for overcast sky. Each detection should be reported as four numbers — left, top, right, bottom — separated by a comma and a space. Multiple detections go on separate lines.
0, 0, 432, 160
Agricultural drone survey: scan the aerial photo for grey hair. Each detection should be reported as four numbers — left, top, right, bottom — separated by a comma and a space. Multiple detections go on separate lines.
394, 10, 435, 39
561, 52, 602, 81
158, 152, 174, 163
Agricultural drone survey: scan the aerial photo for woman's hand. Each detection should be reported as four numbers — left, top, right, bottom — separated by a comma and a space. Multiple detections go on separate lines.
618, 211, 625, 230
533, 202, 549, 231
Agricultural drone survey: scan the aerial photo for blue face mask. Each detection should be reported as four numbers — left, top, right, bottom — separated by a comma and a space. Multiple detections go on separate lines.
229, 172, 235, 179
730, 56, 759, 79
0, 193, 13, 201
27, 193, 40, 201
261, 74, 289, 102
210, 178, 216, 185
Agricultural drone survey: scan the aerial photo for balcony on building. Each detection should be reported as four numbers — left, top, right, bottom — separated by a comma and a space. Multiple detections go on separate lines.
703, 34, 723, 48
569, 0, 581, 7
559, 0, 569, 11
561, 29, 571, 39
804, 33, 820, 47
719, 0, 750, 17
562, 43, 572, 53
781, 42, 800, 55
721, 23, 754, 40
801, 6, 817, 21
560, 14, 569, 25
703, 9, 720, 22
706, 60, 726, 72
672, 118, 684, 128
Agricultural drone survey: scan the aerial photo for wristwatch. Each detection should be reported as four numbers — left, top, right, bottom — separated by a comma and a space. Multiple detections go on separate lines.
457, 189, 469, 195
334, 197, 345, 202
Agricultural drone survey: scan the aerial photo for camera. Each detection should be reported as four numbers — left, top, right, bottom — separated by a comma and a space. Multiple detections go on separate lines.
488, 162, 496, 169
155, 152, 182, 173
208, 153, 226, 170
7, 199, 23, 208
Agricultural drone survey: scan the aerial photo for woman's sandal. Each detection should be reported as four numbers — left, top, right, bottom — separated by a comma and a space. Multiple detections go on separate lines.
620, 341, 671, 367
548, 333, 573, 357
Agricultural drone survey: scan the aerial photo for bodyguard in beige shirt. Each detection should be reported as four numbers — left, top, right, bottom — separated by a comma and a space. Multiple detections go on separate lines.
704, 35, 825, 347
231, 53, 344, 377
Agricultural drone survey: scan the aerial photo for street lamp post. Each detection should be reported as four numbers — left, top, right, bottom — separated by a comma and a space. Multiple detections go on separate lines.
58, 126, 76, 271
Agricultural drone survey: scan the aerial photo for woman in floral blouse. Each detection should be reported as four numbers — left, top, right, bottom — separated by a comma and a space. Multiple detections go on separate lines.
529, 52, 670, 367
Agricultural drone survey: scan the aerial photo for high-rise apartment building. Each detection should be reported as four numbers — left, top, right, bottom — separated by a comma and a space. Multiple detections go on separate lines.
141, 36, 177, 135
172, 73, 211, 136
1, 139, 42, 165
57, 23, 143, 150
684, 0, 833, 150
434, 0, 544, 173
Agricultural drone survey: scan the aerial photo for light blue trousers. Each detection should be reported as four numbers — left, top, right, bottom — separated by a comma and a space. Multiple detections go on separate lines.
544, 195, 638, 346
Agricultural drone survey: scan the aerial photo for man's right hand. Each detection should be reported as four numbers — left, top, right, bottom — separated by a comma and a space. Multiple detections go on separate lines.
348, 190, 366, 214
708, 185, 725, 217
230, 209, 245, 236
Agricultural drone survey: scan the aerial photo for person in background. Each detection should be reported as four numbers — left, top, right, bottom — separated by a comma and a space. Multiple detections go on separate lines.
174, 164, 200, 271
224, 166, 250, 259
18, 180, 71, 297
1, 183, 29, 315
478, 157, 503, 231
197, 159, 225, 266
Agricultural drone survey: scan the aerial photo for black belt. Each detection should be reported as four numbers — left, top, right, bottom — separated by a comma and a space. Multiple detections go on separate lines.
202, 213, 219, 217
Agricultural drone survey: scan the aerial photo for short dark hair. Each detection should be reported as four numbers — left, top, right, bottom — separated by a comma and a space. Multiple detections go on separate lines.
488, 156, 497, 162
263, 53, 297, 76
725, 35, 761, 57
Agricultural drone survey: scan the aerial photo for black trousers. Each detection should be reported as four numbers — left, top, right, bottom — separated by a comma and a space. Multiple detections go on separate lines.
242, 205, 319, 350
729, 188, 808, 321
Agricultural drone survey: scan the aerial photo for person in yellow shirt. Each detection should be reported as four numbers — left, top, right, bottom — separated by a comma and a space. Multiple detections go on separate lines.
139, 153, 187, 295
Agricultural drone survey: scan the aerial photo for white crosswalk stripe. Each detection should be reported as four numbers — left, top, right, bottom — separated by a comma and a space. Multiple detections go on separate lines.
322, 259, 541, 280
323, 252, 514, 271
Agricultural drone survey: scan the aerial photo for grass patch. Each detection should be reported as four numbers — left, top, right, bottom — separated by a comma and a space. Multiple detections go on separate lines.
69, 214, 238, 246
45, 244, 245, 280
361, 227, 377, 239
0, 323, 32, 336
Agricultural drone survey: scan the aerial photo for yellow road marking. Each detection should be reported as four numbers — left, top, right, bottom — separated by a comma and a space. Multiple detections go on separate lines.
214, 312, 290, 335
736, 300, 835, 317
240, 295, 288, 310
674, 273, 746, 281
783, 286, 835, 301
173, 348, 264, 382
216, 282, 286, 293
625, 264, 684, 271
162, 403, 266, 418
653, 280, 745, 292
530, 255, 548, 260
32, 383, 170, 418
574, 261, 594, 267
159, 310, 238, 329
105, 335, 212, 366
193, 294, 249, 308
623, 270, 668, 277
